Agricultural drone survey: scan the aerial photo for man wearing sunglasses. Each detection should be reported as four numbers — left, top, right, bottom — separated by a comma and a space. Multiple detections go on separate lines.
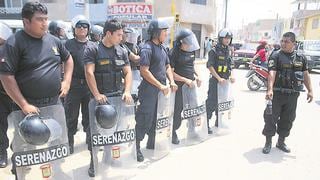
64, 15, 95, 154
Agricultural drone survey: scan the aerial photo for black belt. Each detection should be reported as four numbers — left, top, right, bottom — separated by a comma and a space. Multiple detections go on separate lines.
274, 88, 300, 94
91, 90, 122, 99
26, 95, 59, 107
104, 90, 122, 97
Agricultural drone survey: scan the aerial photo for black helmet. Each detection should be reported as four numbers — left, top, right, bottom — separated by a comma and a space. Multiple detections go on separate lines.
91, 25, 103, 36
147, 19, 169, 39
175, 28, 200, 52
124, 27, 138, 44
176, 29, 193, 42
124, 27, 135, 34
218, 28, 233, 44
90, 25, 103, 42
95, 104, 117, 129
48, 20, 65, 36
19, 114, 51, 145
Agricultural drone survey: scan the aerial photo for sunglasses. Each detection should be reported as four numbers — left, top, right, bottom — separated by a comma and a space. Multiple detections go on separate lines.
75, 23, 89, 29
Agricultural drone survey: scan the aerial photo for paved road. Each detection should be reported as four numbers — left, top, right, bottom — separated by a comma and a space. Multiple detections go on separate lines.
2, 64, 320, 180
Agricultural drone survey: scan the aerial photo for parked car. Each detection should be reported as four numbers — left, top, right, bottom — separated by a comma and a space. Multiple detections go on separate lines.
233, 42, 258, 68
297, 40, 320, 71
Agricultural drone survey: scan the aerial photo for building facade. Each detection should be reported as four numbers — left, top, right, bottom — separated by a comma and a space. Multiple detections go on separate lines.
0, 0, 216, 57
154, 0, 216, 57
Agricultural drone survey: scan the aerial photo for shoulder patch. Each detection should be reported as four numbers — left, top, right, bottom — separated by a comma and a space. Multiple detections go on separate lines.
268, 59, 274, 67
52, 46, 60, 55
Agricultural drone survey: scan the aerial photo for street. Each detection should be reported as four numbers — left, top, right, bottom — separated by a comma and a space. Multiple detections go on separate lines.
1, 63, 320, 180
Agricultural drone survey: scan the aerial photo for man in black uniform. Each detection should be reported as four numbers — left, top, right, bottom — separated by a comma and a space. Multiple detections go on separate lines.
0, 2, 73, 175
169, 28, 201, 144
262, 32, 313, 154
0, 22, 13, 168
0, 1, 73, 114
65, 15, 95, 154
84, 19, 132, 177
121, 27, 140, 67
121, 27, 140, 101
135, 19, 177, 162
205, 28, 235, 134
48, 20, 67, 40
89, 24, 103, 43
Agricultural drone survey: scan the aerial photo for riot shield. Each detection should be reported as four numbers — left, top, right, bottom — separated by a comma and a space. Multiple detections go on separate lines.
177, 84, 208, 145
131, 69, 142, 97
217, 81, 234, 132
10, 104, 74, 180
153, 90, 175, 160
89, 96, 136, 179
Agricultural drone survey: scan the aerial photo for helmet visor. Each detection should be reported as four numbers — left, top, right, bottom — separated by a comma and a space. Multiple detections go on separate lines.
0, 23, 12, 40
126, 32, 138, 44
219, 29, 233, 38
181, 34, 200, 52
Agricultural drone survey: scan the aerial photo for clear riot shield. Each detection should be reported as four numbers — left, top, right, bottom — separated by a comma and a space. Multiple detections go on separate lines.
217, 81, 234, 132
178, 84, 208, 145
10, 104, 73, 180
89, 96, 136, 179
153, 90, 175, 160
131, 69, 142, 97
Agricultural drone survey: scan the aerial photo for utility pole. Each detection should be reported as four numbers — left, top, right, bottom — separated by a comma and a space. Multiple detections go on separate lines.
224, 0, 228, 28
170, 0, 176, 48
84, 0, 90, 20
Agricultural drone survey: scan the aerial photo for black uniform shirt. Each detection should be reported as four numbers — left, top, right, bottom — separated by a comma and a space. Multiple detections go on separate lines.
140, 41, 169, 84
125, 42, 139, 55
206, 43, 231, 79
0, 31, 70, 99
169, 47, 195, 80
268, 50, 307, 89
123, 42, 140, 68
65, 38, 95, 79
84, 42, 129, 66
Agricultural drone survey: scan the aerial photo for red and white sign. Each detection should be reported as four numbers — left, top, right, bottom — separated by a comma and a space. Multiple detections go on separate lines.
108, 4, 152, 15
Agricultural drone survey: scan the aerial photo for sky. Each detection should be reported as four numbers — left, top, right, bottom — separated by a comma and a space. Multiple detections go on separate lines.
216, 0, 296, 30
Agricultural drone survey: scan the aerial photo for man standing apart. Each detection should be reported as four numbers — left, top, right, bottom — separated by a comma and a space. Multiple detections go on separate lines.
262, 32, 313, 154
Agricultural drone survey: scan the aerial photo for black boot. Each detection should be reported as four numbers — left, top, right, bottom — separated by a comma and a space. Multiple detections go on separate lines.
171, 131, 180, 145
276, 136, 291, 153
88, 154, 95, 177
136, 141, 144, 162
0, 150, 8, 168
262, 136, 272, 154
214, 119, 218, 127
69, 136, 74, 154
146, 136, 155, 150
207, 120, 213, 134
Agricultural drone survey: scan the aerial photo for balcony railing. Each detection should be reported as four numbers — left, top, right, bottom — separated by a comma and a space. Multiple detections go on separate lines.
0, 7, 21, 14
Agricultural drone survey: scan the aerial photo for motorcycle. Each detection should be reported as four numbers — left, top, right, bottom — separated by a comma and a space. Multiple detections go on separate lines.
246, 62, 268, 91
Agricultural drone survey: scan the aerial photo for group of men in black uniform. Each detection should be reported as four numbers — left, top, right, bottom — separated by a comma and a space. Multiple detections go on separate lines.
0, 1, 314, 178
